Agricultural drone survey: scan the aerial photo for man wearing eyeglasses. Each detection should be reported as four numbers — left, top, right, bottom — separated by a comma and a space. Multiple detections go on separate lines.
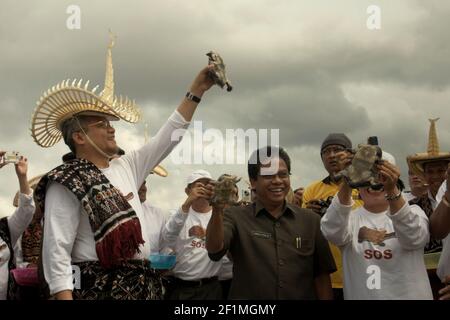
206, 146, 336, 299
35, 67, 216, 300
303, 133, 362, 216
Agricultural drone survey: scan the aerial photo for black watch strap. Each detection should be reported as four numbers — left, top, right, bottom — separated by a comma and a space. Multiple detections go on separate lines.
186, 92, 201, 103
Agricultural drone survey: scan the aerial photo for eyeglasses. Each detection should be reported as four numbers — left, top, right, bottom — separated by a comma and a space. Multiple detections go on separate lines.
259, 171, 290, 180
87, 120, 114, 129
367, 186, 384, 192
321, 146, 346, 156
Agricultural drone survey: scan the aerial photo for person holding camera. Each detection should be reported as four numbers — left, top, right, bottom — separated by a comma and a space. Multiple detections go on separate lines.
161, 170, 224, 300
302, 133, 363, 298
0, 151, 35, 300
321, 151, 433, 299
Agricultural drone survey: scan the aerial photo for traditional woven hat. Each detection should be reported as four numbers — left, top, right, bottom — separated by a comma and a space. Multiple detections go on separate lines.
151, 165, 168, 177
407, 118, 450, 176
30, 32, 141, 148
13, 174, 44, 207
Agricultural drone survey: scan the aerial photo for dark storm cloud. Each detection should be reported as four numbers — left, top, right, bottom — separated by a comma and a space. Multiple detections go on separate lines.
1, 0, 450, 214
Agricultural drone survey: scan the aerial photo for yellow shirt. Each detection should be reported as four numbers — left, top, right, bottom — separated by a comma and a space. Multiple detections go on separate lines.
302, 177, 363, 289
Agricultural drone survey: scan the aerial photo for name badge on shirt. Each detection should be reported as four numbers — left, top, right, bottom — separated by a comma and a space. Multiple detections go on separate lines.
252, 231, 272, 239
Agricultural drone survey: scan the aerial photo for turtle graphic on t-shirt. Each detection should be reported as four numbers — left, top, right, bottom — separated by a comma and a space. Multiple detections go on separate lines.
358, 226, 396, 246
188, 225, 206, 240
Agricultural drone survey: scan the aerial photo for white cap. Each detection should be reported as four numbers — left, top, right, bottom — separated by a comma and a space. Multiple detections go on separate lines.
186, 169, 212, 185
382, 150, 396, 165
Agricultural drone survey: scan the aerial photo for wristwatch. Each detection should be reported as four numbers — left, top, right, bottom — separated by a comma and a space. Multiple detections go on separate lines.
186, 92, 201, 103
385, 190, 402, 201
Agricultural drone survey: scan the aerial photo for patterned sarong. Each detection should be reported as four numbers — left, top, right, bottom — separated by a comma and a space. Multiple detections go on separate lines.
73, 260, 164, 300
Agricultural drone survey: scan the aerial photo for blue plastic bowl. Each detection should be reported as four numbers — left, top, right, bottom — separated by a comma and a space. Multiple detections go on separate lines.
149, 254, 176, 269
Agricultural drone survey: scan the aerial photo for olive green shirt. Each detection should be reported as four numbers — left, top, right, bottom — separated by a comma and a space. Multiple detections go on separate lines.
208, 200, 336, 299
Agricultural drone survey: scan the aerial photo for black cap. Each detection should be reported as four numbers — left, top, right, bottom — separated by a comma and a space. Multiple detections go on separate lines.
321, 133, 352, 153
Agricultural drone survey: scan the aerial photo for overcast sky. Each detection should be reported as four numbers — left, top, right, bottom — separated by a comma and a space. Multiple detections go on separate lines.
1, 0, 450, 217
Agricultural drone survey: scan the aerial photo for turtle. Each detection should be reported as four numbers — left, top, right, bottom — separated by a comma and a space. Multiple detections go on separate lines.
206, 51, 233, 92
335, 144, 383, 189
210, 175, 241, 206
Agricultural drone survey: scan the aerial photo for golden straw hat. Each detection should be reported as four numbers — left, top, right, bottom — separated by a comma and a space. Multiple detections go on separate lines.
407, 118, 450, 176
151, 165, 168, 177
30, 32, 141, 148
13, 174, 44, 207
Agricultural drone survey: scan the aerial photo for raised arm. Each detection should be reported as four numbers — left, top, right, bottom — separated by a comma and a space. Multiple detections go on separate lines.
162, 181, 213, 247
177, 65, 215, 122
7, 156, 35, 245
320, 151, 354, 246
378, 161, 429, 249
121, 66, 215, 188
320, 185, 354, 247
206, 205, 226, 255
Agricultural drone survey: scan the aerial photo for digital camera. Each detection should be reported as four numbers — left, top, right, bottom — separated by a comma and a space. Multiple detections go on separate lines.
1, 151, 20, 164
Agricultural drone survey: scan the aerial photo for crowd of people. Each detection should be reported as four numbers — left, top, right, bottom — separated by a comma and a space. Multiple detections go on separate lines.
1, 38, 450, 301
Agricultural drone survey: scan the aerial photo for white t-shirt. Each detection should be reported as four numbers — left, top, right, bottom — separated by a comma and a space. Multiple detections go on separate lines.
140, 201, 170, 254
436, 181, 449, 281
42, 111, 189, 295
0, 192, 35, 300
218, 255, 233, 281
162, 207, 222, 281
402, 191, 416, 203
321, 196, 433, 300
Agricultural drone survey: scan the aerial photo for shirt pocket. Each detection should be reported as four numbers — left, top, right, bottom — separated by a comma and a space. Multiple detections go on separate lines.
295, 237, 315, 256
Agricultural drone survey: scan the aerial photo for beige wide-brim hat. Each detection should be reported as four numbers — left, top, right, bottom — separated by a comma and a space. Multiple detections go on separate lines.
407, 118, 450, 176
13, 174, 44, 207
407, 152, 450, 176
30, 33, 141, 148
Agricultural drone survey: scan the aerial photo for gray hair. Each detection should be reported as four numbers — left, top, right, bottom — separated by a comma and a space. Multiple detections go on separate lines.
61, 116, 88, 153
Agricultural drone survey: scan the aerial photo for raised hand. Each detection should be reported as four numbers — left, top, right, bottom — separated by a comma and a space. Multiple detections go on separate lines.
182, 181, 214, 212
15, 156, 28, 178
336, 149, 354, 170
189, 65, 216, 97
377, 160, 401, 193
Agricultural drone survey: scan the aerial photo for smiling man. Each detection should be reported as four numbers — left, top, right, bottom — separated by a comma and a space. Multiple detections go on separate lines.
206, 146, 336, 299
31, 36, 215, 300
407, 119, 450, 298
